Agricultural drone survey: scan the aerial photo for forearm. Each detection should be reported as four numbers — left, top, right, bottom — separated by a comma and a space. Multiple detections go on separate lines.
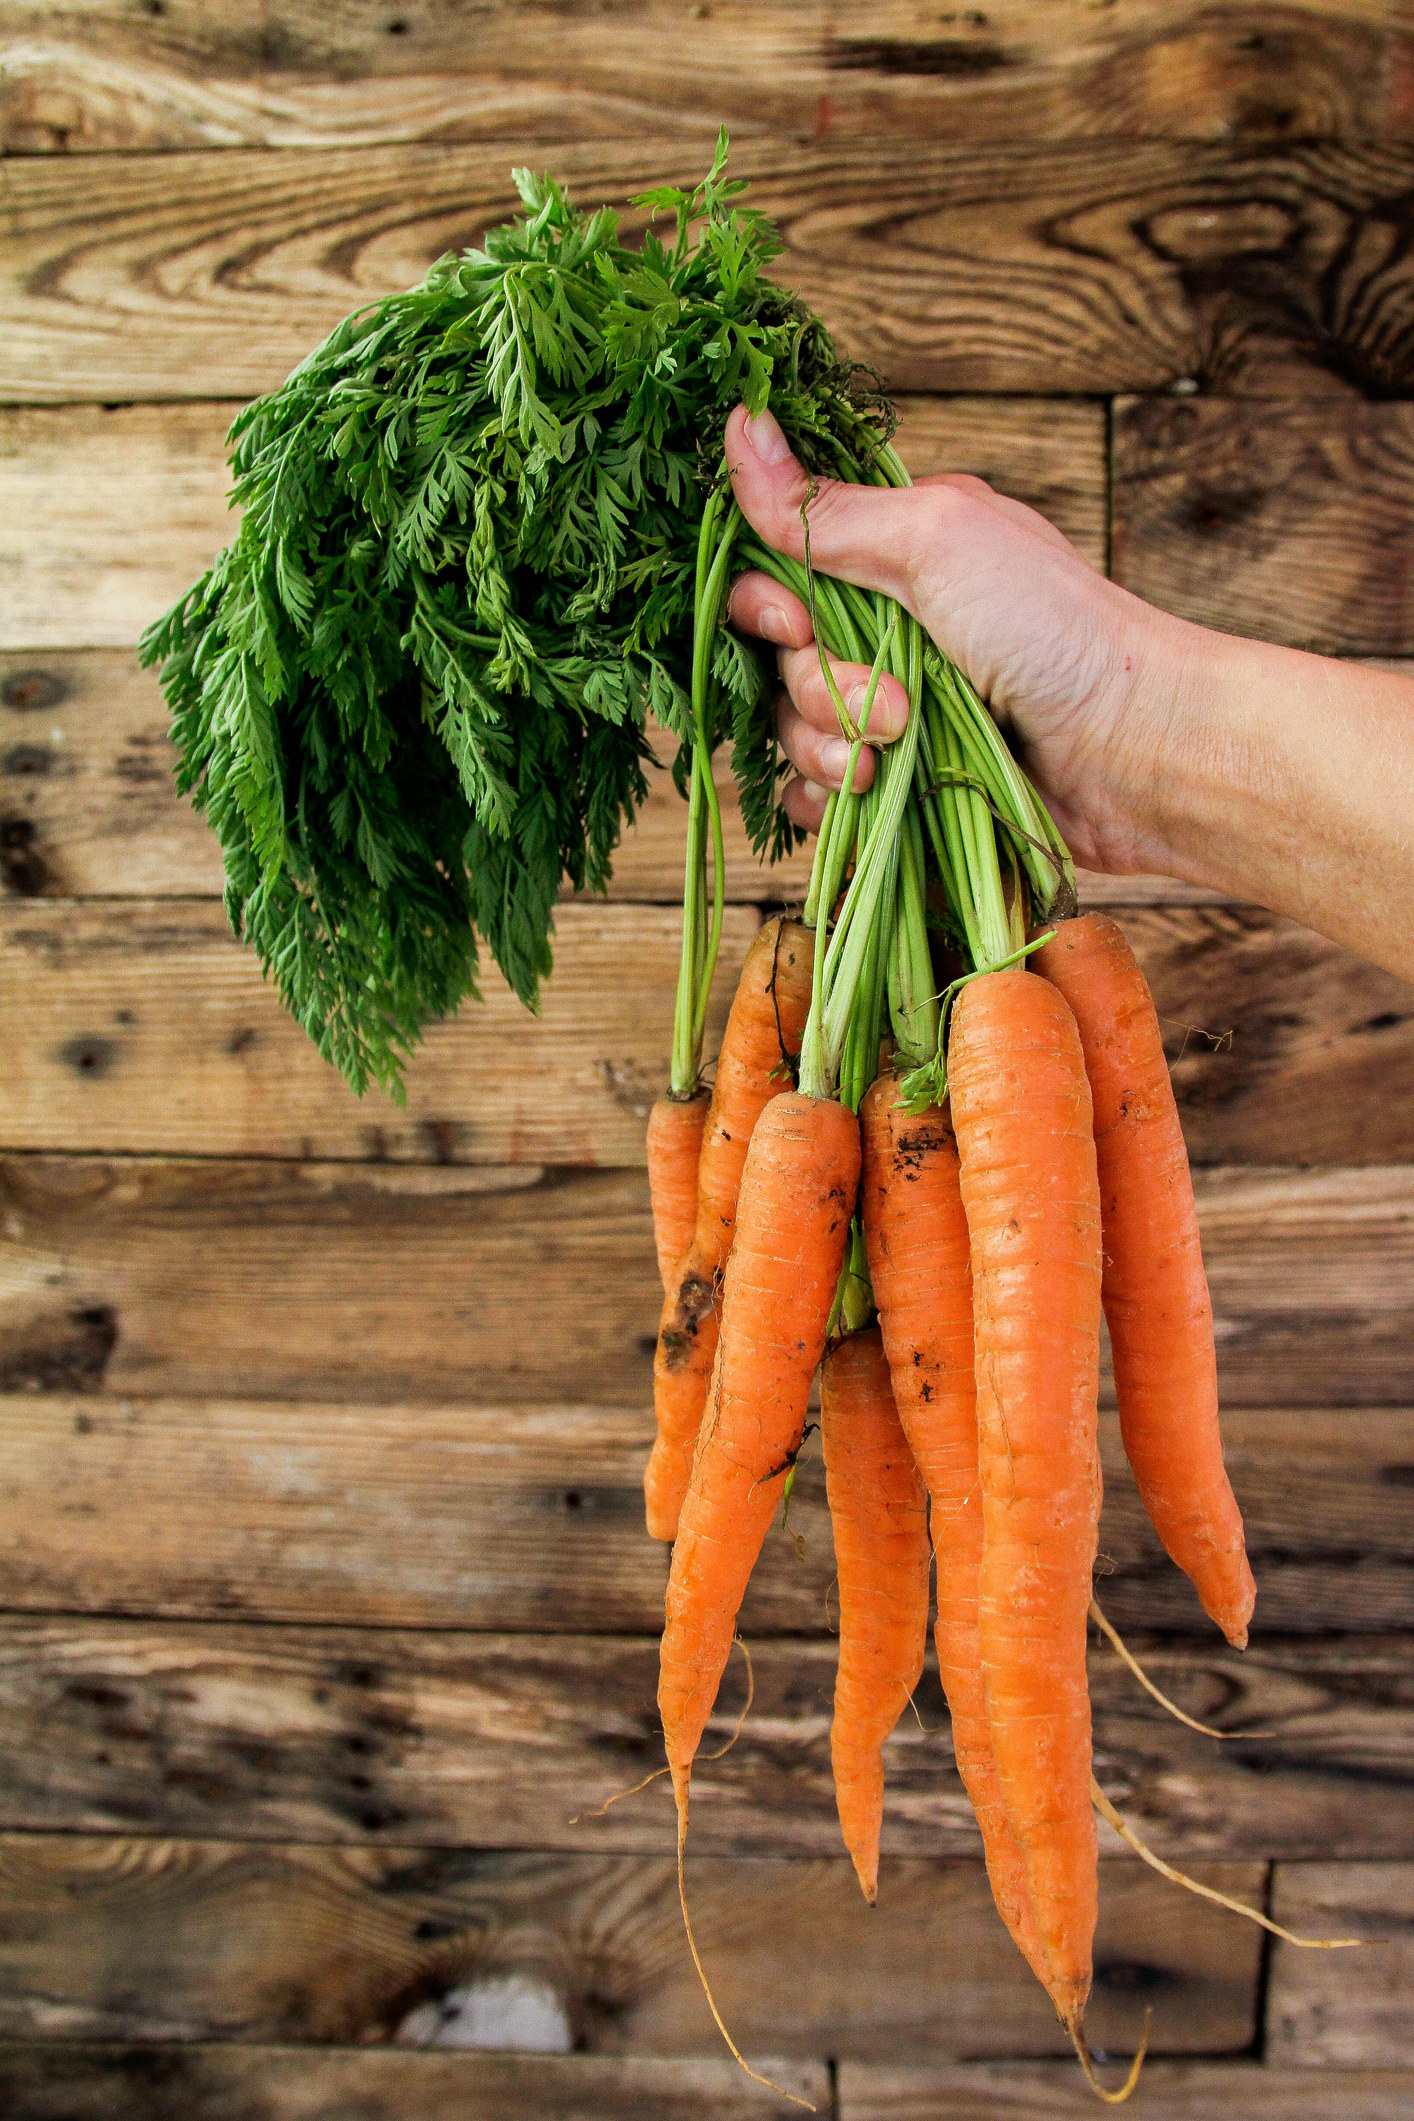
1120, 617, 1414, 983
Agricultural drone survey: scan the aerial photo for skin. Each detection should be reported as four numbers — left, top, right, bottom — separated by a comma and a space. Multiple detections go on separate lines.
724, 404, 1414, 984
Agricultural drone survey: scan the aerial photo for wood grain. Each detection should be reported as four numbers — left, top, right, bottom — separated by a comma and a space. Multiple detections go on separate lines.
5, 4, 1411, 152
5, 1155, 1414, 1408
1136, 903, 1414, 1165
0, 1393, 671, 1632
1268, 1863, 1414, 2067
1113, 398, 1414, 655
5, 898, 1411, 1166
7, 139, 1414, 401
0, 1617, 1408, 1861
0, 1156, 665, 1406
0, 900, 761, 1167
0, 397, 1104, 652
0, 650, 814, 905
0, 407, 235, 651
0, 1834, 1261, 2057
839, 2060, 1414, 2119
1, 1395, 1413, 1640
0, 2044, 829, 2121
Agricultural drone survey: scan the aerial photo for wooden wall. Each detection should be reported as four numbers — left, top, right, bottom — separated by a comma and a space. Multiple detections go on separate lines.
3, 6, 1414, 2115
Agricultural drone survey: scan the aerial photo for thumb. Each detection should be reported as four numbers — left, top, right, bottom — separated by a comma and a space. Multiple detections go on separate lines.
724, 404, 935, 612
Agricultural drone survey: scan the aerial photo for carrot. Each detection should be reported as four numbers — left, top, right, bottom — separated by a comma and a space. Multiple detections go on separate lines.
821, 1325, 931, 1905
658, 1091, 860, 1826
646, 1089, 711, 1295
1034, 912, 1256, 1648
947, 969, 1104, 2035
858, 1076, 1053, 1996
646, 916, 815, 1541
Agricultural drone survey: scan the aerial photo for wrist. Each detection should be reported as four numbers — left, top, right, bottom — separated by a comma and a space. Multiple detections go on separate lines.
1085, 596, 1265, 893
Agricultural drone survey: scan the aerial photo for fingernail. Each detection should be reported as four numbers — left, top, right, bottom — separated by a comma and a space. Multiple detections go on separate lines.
743, 407, 793, 467
848, 681, 904, 737
756, 604, 792, 645
821, 737, 852, 782
802, 781, 828, 803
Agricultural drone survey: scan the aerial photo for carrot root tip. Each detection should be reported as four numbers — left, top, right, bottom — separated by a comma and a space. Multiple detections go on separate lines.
1068, 2007, 1149, 2106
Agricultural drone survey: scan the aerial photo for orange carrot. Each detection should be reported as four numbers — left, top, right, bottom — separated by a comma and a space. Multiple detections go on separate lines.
858, 1076, 1053, 1995
821, 1325, 931, 1905
646, 916, 815, 1541
947, 969, 1104, 2035
1035, 913, 1255, 1648
659, 1091, 860, 1826
646, 1089, 711, 1295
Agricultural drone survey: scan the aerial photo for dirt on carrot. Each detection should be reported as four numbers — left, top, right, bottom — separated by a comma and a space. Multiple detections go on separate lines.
658, 1090, 860, 1824
859, 1072, 1055, 1993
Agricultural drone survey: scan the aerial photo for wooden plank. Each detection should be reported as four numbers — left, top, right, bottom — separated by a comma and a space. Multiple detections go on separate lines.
0, 1618, 1408, 1861
0, 1395, 670, 1633
1113, 398, 1414, 656
2, 1394, 1413, 1640
5, 1156, 1414, 1408
0, 899, 762, 1166
0, 406, 234, 651
839, 2060, 1414, 2119
0, 1834, 1260, 2056
0, 2044, 830, 2121
1133, 903, 1414, 1166
0, 1156, 665, 1406
1268, 1863, 1414, 2066
6, 898, 1411, 1165
0, 397, 1104, 651
5, 4, 1411, 152
7, 139, 1414, 401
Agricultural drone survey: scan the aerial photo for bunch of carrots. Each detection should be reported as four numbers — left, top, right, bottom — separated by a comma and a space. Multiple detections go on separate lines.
639, 430, 1353, 2103
135, 120, 1352, 2096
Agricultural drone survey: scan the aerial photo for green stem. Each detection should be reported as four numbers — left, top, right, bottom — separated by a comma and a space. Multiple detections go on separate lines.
668, 491, 740, 1093
669, 753, 708, 1094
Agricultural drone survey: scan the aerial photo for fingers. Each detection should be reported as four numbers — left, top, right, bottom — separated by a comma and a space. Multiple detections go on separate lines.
778, 644, 910, 743
783, 774, 830, 835
726, 405, 938, 607
777, 689, 878, 799
725, 570, 813, 649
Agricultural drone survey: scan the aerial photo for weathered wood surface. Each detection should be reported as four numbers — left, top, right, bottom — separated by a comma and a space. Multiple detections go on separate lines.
2, 1395, 1412, 1640
5, 1156, 1414, 1407
0, 1156, 665, 1407
0, 2044, 829, 2121
5, 899, 1411, 1166
1114, 398, 1414, 656
838, 2060, 1414, 2119
1268, 1863, 1414, 2067
0, 900, 761, 1167
0, 644, 1224, 910
0, 1616, 1408, 1860
5, 4, 1412, 153
0, 397, 1105, 650
0, 406, 234, 651
0, 1834, 1261, 2056
8, 140, 1414, 401
0, 1395, 670, 1633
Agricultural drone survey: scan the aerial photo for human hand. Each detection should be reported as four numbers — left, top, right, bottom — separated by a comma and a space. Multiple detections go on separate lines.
723, 403, 1190, 877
